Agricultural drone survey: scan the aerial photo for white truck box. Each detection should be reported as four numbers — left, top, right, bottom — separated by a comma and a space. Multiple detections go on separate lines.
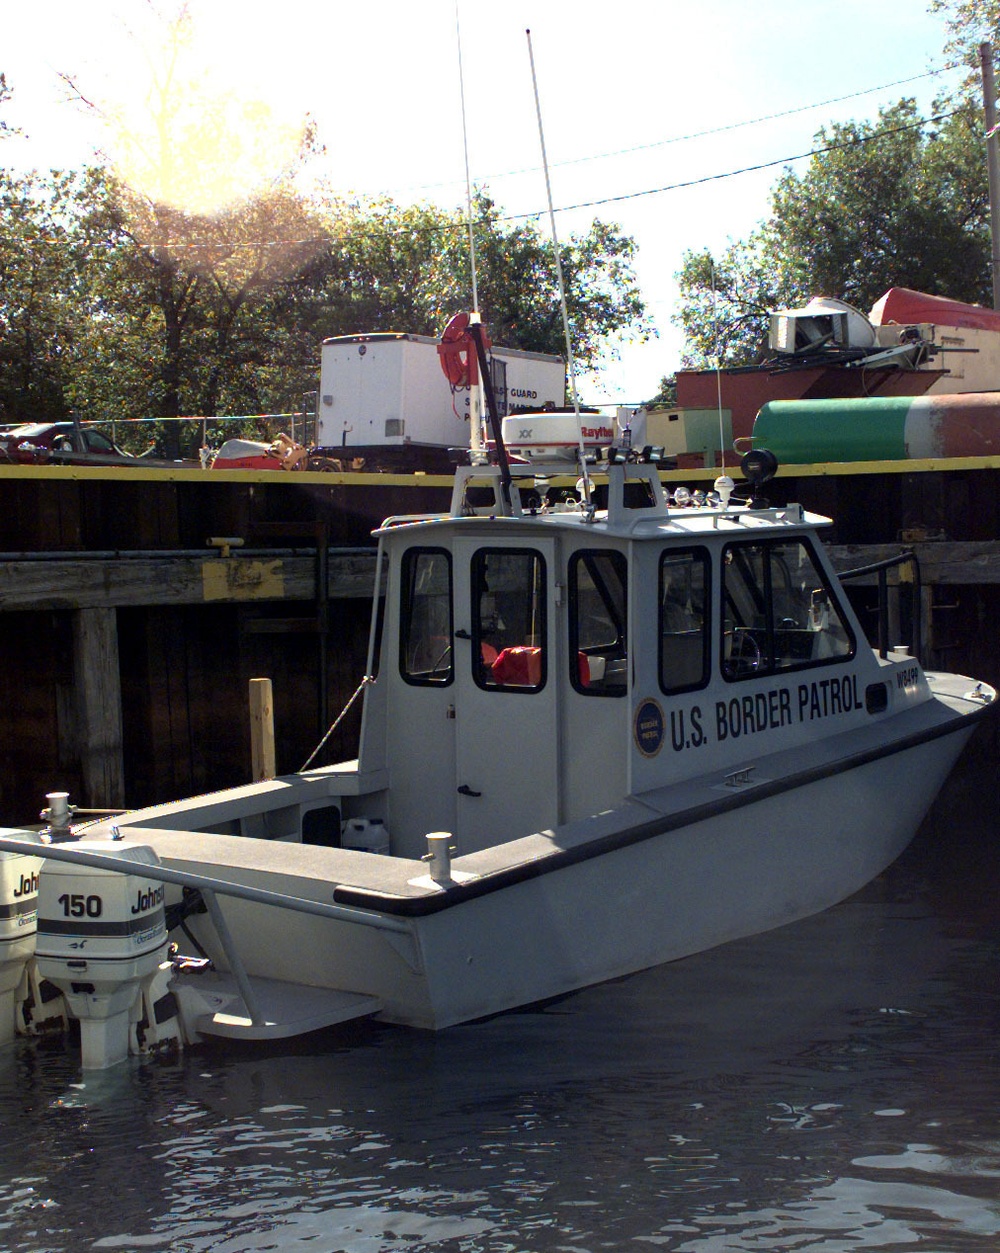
317, 332, 564, 451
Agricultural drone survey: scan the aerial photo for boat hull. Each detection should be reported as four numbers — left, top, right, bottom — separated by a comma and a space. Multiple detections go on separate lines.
382, 720, 970, 1027
160, 713, 975, 1031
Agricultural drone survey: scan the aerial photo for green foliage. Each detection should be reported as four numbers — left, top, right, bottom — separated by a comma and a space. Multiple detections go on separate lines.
1, 4, 647, 440
674, 98, 991, 368
675, 235, 789, 369
268, 190, 650, 387
465, 195, 650, 371
0, 168, 106, 421
768, 100, 988, 308
647, 375, 677, 407
0, 173, 648, 438
0, 74, 15, 139
930, 0, 1000, 69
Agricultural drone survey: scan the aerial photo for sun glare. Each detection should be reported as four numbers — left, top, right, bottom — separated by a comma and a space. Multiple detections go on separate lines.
92, 5, 312, 218
109, 91, 309, 217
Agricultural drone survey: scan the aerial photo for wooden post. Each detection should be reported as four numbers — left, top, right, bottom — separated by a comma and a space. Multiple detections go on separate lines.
72, 607, 125, 808
249, 678, 276, 781
920, 585, 934, 667
887, 580, 902, 652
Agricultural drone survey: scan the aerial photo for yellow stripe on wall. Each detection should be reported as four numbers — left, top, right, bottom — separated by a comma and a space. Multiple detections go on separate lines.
202, 560, 285, 601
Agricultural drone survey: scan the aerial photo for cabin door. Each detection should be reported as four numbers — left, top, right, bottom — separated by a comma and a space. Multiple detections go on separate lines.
451, 538, 560, 852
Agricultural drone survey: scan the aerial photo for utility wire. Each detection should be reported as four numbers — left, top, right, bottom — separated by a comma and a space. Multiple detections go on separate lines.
6, 102, 973, 252
381, 60, 968, 194
178, 104, 976, 246
506, 106, 965, 219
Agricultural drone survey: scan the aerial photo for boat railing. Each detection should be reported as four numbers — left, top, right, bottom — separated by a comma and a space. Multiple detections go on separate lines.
836, 549, 920, 660
0, 832, 411, 1031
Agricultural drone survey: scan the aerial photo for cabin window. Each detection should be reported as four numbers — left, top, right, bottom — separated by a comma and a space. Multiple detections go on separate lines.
722, 539, 855, 680
569, 550, 628, 695
368, 551, 388, 679
472, 548, 547, 691
659, 548, 710, 693
399, 548, 453, 685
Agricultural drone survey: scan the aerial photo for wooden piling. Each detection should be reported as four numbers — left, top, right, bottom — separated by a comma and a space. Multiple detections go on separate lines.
249, 678, 276, 782
72, 607, 125, 808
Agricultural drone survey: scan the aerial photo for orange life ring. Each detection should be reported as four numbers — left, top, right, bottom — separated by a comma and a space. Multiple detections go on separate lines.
437, 312, 491, 389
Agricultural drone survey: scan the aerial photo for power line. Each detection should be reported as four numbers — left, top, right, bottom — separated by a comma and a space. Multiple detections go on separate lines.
4, 103, 973, 251
156, 104, 977, 246
505, 106, 964, 219
379, 60, 967, 196
541, 63, 966, 167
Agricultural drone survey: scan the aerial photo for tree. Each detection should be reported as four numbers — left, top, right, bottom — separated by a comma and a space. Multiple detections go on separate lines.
768, 100, 987, 308
2, 1, 648, 438
647, 375, 677, 407
675, 237, 788, 369
457, 194, 650, 372
117, 186, 325, 413
0, 169, 100, 421
674, 98, 991, 368
56, 5, 327, 453
271, 190, 651, 387
0, 167, 649, 434
0, 73, 17, 139
931, 0, 1000, 66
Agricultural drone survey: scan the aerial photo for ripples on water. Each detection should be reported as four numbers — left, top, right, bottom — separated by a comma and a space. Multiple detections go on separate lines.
0, 765, 997, 1253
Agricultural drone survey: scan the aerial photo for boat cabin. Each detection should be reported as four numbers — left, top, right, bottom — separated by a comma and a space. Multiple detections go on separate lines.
355, 462, 895, 859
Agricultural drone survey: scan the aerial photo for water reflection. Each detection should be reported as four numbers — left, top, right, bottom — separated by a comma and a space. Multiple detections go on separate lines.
0, 765, 996, 1252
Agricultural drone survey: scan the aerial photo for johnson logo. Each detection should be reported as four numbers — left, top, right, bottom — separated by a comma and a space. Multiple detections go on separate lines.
131, 884, 165, 914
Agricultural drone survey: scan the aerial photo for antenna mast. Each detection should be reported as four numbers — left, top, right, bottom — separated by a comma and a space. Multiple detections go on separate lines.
712, 263, 726, 471
526, 29, 592, 506
456, 3, 485, 460
711, 261, 735, 508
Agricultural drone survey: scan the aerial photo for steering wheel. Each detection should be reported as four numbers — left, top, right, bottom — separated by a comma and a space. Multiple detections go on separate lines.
727, 630, 762, 676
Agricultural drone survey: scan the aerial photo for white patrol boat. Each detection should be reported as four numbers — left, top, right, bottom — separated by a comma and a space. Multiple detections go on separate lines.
0, 346, 993, 1068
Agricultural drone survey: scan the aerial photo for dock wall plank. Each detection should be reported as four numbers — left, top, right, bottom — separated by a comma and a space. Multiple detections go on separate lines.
0, 551, 378, 611
3, 542, 998, 619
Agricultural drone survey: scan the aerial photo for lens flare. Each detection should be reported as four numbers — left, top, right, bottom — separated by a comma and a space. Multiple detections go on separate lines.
109, 91, 310, 218
82, 5, 317, 219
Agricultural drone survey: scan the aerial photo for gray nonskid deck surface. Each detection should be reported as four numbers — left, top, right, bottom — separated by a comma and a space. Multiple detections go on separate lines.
120, 827, 432, 899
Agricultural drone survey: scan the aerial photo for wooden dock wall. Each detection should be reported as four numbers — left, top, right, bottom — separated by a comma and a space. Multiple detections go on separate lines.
0, 463, 452, 551
1, 460, 999, 826
0, 598, 372, 826
0, 464, 436, 824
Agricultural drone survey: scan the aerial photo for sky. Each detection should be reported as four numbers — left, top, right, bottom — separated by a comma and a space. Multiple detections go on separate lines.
1, 0, 970, 409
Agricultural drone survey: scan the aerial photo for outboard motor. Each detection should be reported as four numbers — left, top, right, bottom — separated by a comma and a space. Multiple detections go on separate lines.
0, 837, 43, 1045
35, 842, 170, 1069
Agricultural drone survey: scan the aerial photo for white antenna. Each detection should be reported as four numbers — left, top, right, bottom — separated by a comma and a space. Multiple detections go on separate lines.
526, 28, 592, 506
456, 4, 479, 313
711, 262, 735, 508
712, 263, 726, 470
455, 3, 484, 459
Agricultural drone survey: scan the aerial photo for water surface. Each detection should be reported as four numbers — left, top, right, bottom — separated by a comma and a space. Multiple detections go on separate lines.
0, 765, 996, 1252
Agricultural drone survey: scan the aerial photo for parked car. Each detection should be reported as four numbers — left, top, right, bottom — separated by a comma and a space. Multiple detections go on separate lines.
0, 420, 162, 467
